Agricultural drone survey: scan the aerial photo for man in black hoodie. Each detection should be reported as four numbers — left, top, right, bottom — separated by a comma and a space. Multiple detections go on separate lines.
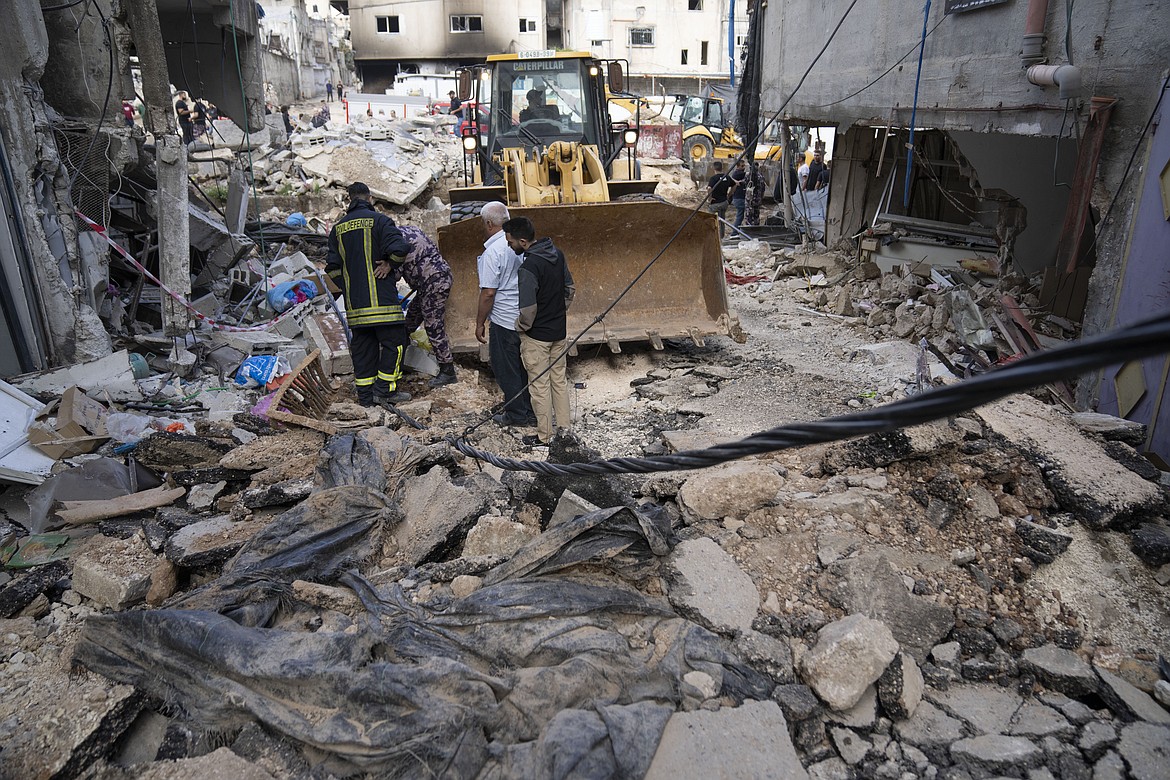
326, 182, 413, 407
504, 217, 575, 446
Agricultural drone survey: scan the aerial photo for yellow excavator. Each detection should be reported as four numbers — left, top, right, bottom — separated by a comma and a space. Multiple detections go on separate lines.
437, 50, 739, 353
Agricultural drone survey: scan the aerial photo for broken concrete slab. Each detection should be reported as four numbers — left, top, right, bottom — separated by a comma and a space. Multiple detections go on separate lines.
824, 554, 955, 663
733, 630, 795, 685
644, 700, 808, 780
548, 489, 600, 528
105, 746, 277, 780
1019, 645, 1099, 697
949, 734, 1044, 775
928, 684, 1023, 736
1117, 722, 1170, 780
72, 534, 160, 610
164, 515, 265, 569
0, 560, 68, 618
877, 652, 924, 720
1016, 519, 1074, 560
821, 421, 959, 474
893, 700, 967, 758
664, 537, 760, 635
1008, 701, 1075, 739
219, 429, 325, 471
1071, 412, 1147, 447
13, 350, 136, 396
186, 481, 227, 511
462, 516, 539, 558
977, 394, 1166, 529
133, 432, 235, 471
1095, 666, 1170, 724
394, 466, 490, 565
677, 462, 784, 522
0, 681, 142, 780
823, 683, 879, 729
241, 478, 313, 509
799, 613, 899, 711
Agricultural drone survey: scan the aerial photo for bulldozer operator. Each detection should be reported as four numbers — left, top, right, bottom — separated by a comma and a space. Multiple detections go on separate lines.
519, 89, 559, 123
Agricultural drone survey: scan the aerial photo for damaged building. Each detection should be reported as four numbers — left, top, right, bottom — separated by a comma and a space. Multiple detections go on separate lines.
758, 0, 1170, 459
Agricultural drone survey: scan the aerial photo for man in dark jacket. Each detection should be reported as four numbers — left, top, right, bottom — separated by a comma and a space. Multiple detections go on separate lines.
504, 217, 575, 447
326, 182, 413, 407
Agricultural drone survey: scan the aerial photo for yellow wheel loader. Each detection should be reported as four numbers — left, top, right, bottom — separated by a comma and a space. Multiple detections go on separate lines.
438, 50, 739, 354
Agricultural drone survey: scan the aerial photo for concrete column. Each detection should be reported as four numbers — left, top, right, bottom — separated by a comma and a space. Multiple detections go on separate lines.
123, 0, 192, 369
780, 121, 794, 227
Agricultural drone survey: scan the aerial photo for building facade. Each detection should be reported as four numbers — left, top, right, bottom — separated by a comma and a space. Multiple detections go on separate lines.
348, 0, 548, 93
757, 0, 1170, 459
259, 0, 352, 102
561, 0, 748, 95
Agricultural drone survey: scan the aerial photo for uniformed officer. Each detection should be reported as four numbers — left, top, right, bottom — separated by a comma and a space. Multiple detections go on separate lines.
326, 182, 413, 407
397, 225, 457, 388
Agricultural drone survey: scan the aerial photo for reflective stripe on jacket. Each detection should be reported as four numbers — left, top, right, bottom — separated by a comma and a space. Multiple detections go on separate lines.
325, 200, 411, 327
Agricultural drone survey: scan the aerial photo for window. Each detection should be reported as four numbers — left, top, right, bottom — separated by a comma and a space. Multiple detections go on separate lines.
451, 15, 483, 33
519, 18, 537, 33
629, 27, 654, 46
376, 15, 399, 34
700, 40, 708, 65
590, 39, 604, 46
680, 49, 688, 65
311, 4, 318, 11
688, 0, 703, 8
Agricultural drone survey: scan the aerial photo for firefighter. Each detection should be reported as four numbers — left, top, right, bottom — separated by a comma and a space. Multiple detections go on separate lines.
326, 182, 413, 407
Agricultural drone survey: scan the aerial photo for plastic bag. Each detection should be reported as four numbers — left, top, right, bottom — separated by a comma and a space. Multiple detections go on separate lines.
105, 412, 194, 443
266, 279, 318, 314
24, 457, 162, 533
285, 212, 307, 228
234, 355, 291, 389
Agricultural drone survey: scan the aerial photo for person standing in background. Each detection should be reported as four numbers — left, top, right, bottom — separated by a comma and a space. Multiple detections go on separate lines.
505, 216, 575, 447
476, 201, 535, 427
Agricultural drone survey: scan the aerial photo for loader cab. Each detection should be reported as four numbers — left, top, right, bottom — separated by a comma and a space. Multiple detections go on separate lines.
484, 53, 610, 158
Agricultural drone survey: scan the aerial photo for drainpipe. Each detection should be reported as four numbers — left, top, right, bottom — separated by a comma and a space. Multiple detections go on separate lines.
1021, 0, 1049, 65
1027, 64, 1082, 100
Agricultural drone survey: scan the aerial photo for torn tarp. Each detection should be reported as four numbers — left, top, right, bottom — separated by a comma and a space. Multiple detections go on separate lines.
73, 491, 773, 778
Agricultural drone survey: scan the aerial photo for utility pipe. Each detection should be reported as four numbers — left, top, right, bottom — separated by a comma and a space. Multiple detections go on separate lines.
1027, 64, 1082, 100
1021, 0, 1050, 65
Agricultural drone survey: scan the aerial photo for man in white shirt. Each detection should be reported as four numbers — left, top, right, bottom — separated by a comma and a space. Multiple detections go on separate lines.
797, 157, 811, 190
475, 201, 535, 426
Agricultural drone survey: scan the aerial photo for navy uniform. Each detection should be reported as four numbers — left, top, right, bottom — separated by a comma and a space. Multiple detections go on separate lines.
398, 226, 456, 387
326, 195, 412, 405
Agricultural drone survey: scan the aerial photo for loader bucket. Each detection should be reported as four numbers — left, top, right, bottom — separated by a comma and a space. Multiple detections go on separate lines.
437, 200, 737, 353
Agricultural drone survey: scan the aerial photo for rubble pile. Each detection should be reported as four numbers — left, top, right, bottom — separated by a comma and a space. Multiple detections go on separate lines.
0, 135, 1167, 778
723, 239, 1083, 386
190, 112, 463, 207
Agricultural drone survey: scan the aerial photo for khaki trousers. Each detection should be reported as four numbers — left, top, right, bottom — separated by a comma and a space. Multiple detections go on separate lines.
519, 334, 570, 442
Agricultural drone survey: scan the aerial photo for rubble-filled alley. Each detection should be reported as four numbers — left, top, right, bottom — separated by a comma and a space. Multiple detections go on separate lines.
2, 228, 1169, 778
2, 0, 1170, 777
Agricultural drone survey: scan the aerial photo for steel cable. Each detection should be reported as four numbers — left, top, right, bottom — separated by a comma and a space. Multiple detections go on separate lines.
449, 309, 1170, 475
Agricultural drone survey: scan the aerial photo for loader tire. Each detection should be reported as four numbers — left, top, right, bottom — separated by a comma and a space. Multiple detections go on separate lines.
450, 201, 488, 224
684, 135, 714, 168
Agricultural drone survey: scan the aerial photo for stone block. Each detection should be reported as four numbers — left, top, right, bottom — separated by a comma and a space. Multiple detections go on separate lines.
645, 700, 808, 780
799, 613, 899, 711
665, 537, 760, 635
462, 516, 538, 558
72, 534, 157, 610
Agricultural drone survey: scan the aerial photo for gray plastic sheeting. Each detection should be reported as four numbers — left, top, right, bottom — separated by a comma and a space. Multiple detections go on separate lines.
74, 484, 773, 778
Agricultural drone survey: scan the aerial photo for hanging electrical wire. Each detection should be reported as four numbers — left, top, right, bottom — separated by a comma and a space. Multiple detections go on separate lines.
450, 310, 1170, 476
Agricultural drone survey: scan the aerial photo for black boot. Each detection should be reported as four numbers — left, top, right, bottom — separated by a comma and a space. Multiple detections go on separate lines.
428, 363, 456, 388
373, 389, 412, 406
